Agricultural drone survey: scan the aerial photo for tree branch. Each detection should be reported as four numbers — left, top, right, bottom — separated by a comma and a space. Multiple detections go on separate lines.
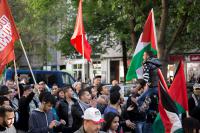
166, 11, 188, 55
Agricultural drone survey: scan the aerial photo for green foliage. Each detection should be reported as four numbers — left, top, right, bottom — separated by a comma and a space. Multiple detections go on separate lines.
8, 0, 200, 60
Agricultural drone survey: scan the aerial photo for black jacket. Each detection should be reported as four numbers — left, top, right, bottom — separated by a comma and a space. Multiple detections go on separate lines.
188, 94, 200, 122
56, 98, 77, 127
71, 102, 84, 132
143, 57, 162, 87
16, 92, 35, 131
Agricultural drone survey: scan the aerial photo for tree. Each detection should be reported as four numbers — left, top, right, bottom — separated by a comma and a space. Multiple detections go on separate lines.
9, 0, 200, 79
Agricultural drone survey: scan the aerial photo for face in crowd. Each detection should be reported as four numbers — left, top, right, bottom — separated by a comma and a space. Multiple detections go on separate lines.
58, 90, 65, 99
64, 87, 74, 99
43, 102, 53, 113
84, 120, 101, 133
74, 82, 82, 92
101, 86, 109, 95
38, 81, 46, 92
4, 111, 15, 128
110, 116, 120, 131
93, 77, 101, 86
112, 80, 118, 86
51, 85, 59, 96
0, 106, 15, 128
80, 91, 91, 104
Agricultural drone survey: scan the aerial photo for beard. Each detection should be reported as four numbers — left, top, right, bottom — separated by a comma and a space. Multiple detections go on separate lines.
2, 120, 8, 128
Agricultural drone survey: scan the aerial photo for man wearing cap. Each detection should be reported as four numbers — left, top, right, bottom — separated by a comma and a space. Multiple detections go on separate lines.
74, 107, 105, 133
188, 83, 200, 122
0, 85, 12, 100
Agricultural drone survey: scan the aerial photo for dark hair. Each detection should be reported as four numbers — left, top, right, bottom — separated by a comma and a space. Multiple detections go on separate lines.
97, 84, 105, 96
0, 96, 9, 106
63, 86, 72, 93
137, 79, 146, 87
94, 75, 101, 80
110, 85, 121, 94
52, 84, 58, 87
110, 91, 120, 105
39, 92, 56, 105
78, 89, 90, 99
145, 50, 154, 58
0, 106, 14, 117
102, 112, 119, 131
183, 117, 200, 132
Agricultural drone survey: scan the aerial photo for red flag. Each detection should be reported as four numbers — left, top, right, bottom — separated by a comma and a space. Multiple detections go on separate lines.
141, 9, 157, 50
70, 0, 92, 61
169, 60, 189, 111
0, 0, 19, 74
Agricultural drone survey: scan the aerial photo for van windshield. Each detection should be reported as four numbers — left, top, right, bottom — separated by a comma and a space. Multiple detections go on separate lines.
62, 73, 75, 85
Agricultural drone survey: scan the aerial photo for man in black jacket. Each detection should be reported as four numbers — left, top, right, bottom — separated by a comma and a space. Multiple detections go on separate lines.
137, 51, 161, 105
15, 85, 35, 132
188, 83, 200, 122
71, 89, 91, 132
56, 86, 77, 133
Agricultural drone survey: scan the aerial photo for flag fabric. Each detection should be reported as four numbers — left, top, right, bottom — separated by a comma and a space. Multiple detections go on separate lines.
70, 0, 92, 61
169, 60, 188, 112
126, 9, 157, 80
0, 0, 19, 75
153, 61, 188, 133
157, 69, 183, 133
153, 69, 183, 133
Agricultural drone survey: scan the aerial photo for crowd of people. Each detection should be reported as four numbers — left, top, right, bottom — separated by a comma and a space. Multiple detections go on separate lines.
0, 51, 199, 133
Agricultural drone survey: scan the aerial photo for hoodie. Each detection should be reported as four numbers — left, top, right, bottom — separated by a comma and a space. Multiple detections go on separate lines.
28, 109, 54, 133
143, 57, 162, 87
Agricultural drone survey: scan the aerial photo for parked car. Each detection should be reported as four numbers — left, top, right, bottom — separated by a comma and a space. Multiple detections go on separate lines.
5, 69, 76, 88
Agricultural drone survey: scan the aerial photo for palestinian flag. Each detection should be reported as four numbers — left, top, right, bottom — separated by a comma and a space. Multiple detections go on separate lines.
156, 69, 183, 133
126, 9, 157, 80
153, 61, 188, 133
169, 60, 188, 113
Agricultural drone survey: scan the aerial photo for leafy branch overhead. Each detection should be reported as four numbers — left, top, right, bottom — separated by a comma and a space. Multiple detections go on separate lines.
9, 0, 200, 61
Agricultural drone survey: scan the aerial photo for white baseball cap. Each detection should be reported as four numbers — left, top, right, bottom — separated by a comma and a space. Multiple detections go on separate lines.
83, 107, 104, 124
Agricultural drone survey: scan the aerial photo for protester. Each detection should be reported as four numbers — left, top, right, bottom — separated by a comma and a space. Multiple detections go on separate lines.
102, 112, 120, 133
97, 84, 109, 97
72, 82, 82, 99
137, 51, 161, 105
57, 89, 65, 101
188, 83, 200, 122
74, 107, 104, 133
0, 96, 10, 106
93, 76, 101, 90
111, 80, 118, 86
28, 92, 64, 133
38, 81, 48, 93
96, 95, 109, 114
0, 85, 12, 100
71, 89, 91, 132
16, 85, 35, 133
0, 106, 16, 133
104, 90, 135, 132
51, 84, 59, 99
56, 86, 77, 132
104, 91, 121, 115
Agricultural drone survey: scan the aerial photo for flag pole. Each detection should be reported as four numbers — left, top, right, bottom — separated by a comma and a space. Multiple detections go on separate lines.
13, 59, 20, 98
82, 34, 85, 83
19, 39, 37, 84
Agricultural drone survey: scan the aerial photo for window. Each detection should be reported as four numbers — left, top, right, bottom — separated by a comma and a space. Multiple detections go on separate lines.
73, 64, 82, 80
93, 61, 101, 76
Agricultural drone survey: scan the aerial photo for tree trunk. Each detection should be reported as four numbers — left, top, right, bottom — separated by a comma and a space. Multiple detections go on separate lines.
157, 0, 169, 79
121, 40, 128, 83
130, 17, 137, 51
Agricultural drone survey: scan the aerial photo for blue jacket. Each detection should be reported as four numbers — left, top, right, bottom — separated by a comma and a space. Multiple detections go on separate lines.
28, 109, 54, 133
